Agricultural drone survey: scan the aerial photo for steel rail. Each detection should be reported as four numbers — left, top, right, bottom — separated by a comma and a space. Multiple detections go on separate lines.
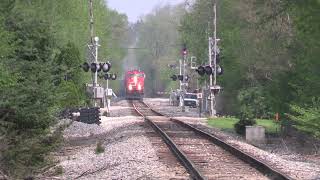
132, 101, 206, 180
133, 100, 292, 180
171, 118, 292, 180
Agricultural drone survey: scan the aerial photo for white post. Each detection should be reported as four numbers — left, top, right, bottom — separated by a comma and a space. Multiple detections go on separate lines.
89, 0, 94, 44
179, 59, 182, 91
106, 79, 110, 113
209, 37, 214, 117
93, 37, 99, 107
94, 38, 98, 87
209, 1, 217, 117
181, 53, 187, 112
213, 2, 217, 86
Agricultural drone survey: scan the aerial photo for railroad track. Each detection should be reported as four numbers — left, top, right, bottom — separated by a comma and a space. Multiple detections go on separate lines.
132, 100, 292, 180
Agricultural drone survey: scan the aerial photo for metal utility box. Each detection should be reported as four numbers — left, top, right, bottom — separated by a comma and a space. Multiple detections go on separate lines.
246, 126, 266, 144
105, 88, 113, 97
93, 86, 104, 99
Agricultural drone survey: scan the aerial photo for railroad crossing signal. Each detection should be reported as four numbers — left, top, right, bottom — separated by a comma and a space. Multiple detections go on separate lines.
210, 85, 223, 95
90, 63, 99, 72
196, 66, 206, 76
196, 57, 223, 76
196, 65, 223, 76
101, 62, 111, 72
81, 62, 90, 72
81, 62, 112, 73
171, 75, 178, 81
103, 73, 117, 80
182, 44, 187, 56
171, 75, 190, 82
205, 65, 213, 75
81, 62, 111, 73
81, 61, 114, 81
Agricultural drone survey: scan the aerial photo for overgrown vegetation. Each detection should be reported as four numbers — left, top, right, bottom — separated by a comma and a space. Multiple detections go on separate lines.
0, 0, 128, 178
287, 103, 320, 138
178, 0, 320, 136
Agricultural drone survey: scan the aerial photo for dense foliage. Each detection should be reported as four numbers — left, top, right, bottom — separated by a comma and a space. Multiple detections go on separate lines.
132, 0, 319, 136
178, 0, 320, 136
0, 0, 128, 177
133, 5, 185, 96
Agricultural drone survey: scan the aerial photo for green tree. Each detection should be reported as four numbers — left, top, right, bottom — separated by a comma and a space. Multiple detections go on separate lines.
179, 0, 319, 136
287, 103, 320, 138
0, 0, 129, 177
134, 4, 185, 96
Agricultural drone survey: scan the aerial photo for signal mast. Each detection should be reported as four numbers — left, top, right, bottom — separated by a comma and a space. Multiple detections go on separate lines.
81, 0, 115, 111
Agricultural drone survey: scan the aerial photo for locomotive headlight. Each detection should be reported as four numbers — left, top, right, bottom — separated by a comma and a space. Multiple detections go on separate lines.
137, 84, 142, 91
133, 76, 138, 84
128, 84, 133, 91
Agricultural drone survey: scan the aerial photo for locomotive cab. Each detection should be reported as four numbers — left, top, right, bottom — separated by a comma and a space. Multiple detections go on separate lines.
125, 70, 145, 100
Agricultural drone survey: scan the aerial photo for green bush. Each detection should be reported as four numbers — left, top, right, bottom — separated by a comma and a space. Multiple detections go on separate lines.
234, 119, 256, 135
2, 131, 62, 177
286, 102, 320, 138
235, 105, 257, 135
95, 141, 105, 154
237, 87, 271, 119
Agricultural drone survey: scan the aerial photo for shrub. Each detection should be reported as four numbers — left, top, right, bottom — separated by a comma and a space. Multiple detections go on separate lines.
95, 141, 105, 154
286, 103, 320, 138
234, 119, 256, 135
234, 105, 256, 135
53, 166, 64, 175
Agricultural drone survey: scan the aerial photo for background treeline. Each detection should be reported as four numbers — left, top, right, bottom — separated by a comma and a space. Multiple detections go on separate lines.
179, 0, 320, 136
0, 0, 128, 177
133, 4, 186, 96
134, 0, 319, 137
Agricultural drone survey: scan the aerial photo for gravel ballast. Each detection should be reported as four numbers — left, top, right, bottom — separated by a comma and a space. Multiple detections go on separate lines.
144, 98, 320, 180
157, 115, 320, 179
42, 98, 320, 179
45, 102, 189, 179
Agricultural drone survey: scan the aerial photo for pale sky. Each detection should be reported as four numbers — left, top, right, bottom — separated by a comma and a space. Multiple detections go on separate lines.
106, 0, 185, 22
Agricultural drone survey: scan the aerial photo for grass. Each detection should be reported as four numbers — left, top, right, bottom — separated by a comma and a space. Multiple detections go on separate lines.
207, 117, 280, 134
207, 117, 239, 132
95, 141, 105, 154
53, 166, 64, 175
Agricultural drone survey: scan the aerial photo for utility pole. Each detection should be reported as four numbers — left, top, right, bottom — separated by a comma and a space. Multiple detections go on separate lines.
179, 59, 182, 91
81, 0, 114, 110
89, 0, 94, 43
88, 0, 103, 108
181, 50, 187, 112
177, 58, 184, 110
208, 37, 214, 117
94, 37, 99, 88
213, 2, 217, 86
209, 0, 217, 117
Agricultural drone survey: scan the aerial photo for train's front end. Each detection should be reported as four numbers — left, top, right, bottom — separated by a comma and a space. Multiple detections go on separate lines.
125, 70, 145, 99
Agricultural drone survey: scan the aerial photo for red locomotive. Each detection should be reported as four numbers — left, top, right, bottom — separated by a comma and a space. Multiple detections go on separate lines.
125, 70, 145, 99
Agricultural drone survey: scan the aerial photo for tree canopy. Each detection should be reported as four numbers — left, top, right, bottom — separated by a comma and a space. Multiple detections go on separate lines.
0, 0, 128, 177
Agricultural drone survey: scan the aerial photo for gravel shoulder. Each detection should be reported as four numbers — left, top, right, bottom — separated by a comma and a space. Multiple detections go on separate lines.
144, 98, 320, 180
41, 100, 189, 180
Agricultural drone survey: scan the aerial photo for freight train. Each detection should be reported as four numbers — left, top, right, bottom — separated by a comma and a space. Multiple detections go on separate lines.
125, 70, 145, 99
